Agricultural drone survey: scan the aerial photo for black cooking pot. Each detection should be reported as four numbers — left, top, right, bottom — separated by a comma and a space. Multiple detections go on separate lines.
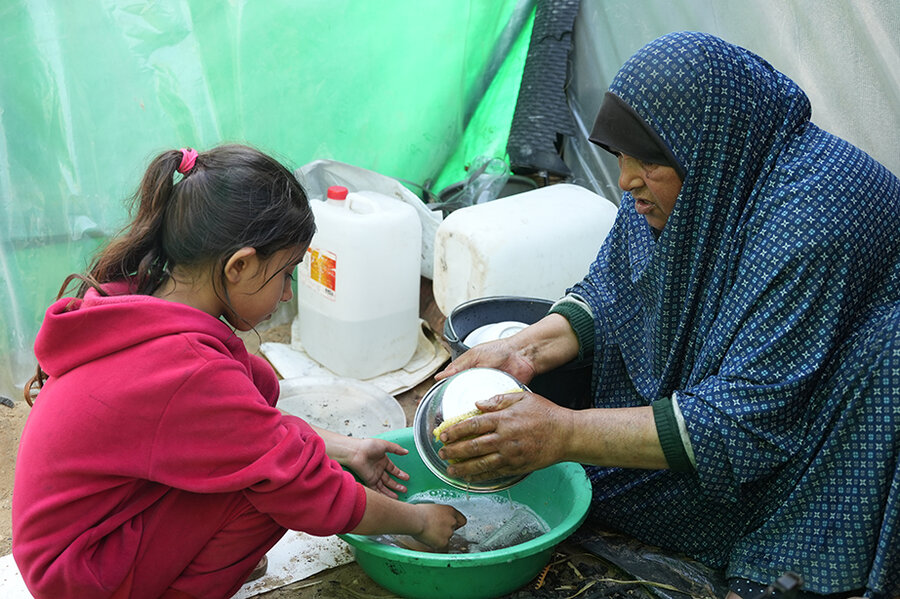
443, 296, 592, 410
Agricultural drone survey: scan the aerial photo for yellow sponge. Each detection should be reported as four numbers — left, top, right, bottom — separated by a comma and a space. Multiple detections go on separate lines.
432, 408, 483, 442
431, 386, 521, 442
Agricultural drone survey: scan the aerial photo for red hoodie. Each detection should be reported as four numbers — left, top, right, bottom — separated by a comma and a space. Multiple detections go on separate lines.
12, 282, 366, 596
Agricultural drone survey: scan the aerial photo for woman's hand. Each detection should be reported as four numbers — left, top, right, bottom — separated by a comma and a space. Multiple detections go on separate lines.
437, 390, 574, 480
345, 438, 410, 499
435, 337, 538, 384
436, 313, 580, 384
439, 395, 669, 475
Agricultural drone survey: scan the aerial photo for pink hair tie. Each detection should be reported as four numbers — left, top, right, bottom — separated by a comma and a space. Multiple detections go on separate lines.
177, 147, 198, 174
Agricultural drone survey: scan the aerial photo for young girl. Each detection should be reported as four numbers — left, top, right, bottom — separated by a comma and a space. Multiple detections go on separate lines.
12, 145, 465, 599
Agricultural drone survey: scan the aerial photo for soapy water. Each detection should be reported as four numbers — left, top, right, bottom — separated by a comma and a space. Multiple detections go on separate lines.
373, 489, 550, 553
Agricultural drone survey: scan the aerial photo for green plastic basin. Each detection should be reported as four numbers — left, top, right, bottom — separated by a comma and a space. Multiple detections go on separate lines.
339, 427, 592, 599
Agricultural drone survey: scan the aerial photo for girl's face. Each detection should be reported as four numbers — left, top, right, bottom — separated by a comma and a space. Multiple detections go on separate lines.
616, 153, 683, 231
224, 245, 305, 331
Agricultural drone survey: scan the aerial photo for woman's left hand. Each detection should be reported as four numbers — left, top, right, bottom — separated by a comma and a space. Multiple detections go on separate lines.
346, 438, 410, 499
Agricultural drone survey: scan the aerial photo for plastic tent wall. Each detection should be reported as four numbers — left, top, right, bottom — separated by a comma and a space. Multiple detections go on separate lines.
0, 1, 537, 399
563, 0, 900, 203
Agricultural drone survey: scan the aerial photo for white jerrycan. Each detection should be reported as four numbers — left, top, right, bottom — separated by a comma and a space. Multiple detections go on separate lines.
294, 186, 421, 379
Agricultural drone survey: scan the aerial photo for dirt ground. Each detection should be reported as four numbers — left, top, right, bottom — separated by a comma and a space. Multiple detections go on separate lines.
0, 398, 27, 557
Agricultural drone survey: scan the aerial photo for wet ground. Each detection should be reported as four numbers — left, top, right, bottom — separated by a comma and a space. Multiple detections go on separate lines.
254, 532, 726, 599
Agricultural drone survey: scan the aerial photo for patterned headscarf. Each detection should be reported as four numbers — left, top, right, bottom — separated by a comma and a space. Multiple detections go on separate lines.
573, 32, 900, 500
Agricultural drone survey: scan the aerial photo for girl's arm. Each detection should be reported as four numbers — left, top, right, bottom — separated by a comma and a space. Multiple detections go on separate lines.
310, 425, 410, 498
351, 488, 466, 550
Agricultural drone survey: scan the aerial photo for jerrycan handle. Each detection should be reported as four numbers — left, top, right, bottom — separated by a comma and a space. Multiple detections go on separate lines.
347, 191, 377, 215
444, 318, 460, 345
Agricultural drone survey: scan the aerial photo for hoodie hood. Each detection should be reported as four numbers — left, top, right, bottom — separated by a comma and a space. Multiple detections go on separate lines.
35, 280, 240, 378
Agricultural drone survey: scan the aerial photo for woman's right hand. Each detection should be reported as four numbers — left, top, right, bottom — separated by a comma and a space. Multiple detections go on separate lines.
410, 503, 467, 550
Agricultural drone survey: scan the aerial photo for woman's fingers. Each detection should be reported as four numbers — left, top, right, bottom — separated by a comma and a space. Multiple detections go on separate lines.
436, 391, 566, 479
438, 412, 494, 445
445, 448, 530, 480
476, 391, 525, 412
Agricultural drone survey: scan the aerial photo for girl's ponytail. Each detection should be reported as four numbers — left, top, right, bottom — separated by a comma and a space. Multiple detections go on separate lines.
86, 149, 186, 296
26, 150, 184, 404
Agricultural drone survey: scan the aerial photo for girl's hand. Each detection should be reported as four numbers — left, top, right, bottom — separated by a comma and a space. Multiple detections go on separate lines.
411, 503, 467, 550
346, 438, 410, 499
352, 490, 467, 551
308, 425, 411, 499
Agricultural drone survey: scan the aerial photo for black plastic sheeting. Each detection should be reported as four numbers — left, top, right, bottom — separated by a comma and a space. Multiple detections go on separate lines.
574, 529, 730, 599
506, 0, 580, 178
500, 527, 729, 599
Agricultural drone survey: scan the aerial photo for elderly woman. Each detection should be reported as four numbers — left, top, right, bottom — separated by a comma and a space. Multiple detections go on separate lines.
436, 32, 900, 598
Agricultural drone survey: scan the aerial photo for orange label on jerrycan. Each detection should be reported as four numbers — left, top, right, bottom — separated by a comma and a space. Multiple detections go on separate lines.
304, 247, 337, 299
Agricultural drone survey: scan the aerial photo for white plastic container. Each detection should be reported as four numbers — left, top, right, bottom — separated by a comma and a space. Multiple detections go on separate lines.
432, 183, 618, 315
294, 186, 421, 379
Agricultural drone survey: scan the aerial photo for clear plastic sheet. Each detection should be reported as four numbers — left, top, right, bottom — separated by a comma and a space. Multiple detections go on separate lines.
427, 155, 511, 216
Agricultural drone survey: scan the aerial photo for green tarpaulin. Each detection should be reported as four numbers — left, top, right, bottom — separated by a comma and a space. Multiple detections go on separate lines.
0, 0, 535, 397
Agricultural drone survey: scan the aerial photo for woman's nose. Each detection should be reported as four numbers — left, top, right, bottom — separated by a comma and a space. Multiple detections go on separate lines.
617, 155, 643, 191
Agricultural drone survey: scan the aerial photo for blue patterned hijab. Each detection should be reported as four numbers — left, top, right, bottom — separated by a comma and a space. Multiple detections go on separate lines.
573, 32, 900, 501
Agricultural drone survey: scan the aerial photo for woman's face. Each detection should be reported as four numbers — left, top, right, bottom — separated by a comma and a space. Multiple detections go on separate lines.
616, 154, 683, 231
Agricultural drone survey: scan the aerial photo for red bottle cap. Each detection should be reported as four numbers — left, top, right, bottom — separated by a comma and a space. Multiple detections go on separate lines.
327, 186, 349, 200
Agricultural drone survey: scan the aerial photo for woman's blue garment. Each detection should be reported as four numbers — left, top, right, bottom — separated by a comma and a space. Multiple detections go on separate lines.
571, 32, 900, 596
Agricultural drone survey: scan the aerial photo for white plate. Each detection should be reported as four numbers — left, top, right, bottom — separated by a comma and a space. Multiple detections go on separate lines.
462, 321, 528, 348
278, 376, 407, 437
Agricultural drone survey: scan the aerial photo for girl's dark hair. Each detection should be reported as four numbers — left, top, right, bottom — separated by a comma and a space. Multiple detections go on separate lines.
25, 144, 315, 403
